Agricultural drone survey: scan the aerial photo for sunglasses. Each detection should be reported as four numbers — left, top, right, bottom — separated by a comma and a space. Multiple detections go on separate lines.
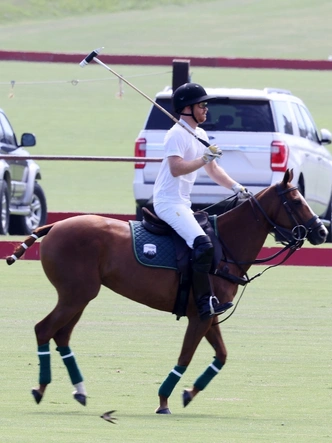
197, 102, 208, 109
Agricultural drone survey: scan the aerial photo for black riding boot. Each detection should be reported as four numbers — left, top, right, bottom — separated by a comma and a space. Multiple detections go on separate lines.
192, 235, 233, 320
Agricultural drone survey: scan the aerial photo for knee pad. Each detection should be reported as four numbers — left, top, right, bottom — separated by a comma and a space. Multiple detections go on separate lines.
192, 235, 214, 273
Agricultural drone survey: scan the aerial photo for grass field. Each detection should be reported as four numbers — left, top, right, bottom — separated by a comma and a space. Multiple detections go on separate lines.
1, 260, 331, 442
1, 1, 332, 217
1, 0, 332, 60
0, 4, 331, 442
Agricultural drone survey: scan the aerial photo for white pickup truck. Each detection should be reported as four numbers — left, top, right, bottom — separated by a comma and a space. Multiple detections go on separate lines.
133, 87, 332, 240
0, 107, 47, 235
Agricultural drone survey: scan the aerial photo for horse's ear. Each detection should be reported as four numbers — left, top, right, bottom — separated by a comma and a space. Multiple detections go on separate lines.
282, 168, 294, 186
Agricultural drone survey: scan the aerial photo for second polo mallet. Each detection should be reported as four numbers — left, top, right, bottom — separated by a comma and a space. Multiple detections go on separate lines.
79, 48, 212, 148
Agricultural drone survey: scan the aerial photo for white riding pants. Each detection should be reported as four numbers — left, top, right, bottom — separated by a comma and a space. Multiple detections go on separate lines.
154, 202, 205, 249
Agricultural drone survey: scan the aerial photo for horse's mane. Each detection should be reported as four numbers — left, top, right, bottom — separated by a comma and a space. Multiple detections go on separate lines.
216, 185, 270, 221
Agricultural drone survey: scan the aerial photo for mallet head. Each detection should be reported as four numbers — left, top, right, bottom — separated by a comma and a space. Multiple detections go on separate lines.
79, 47, 104, 67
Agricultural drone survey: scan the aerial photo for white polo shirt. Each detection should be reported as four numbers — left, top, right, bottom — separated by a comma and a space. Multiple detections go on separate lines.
153, 119, 209, 206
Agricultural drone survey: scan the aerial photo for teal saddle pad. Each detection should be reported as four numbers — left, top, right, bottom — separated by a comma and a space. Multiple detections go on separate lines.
129, 215, 218, 270
129, 220, 177, 270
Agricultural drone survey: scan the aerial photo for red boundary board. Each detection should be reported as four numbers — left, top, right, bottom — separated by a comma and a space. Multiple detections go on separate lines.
1, 212, 332, 266
1, 50, 332, 71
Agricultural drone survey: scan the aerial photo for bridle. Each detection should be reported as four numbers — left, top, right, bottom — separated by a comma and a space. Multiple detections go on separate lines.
214, 183, 320, 279
250, 183, 319, 246
213, 183, 321, 324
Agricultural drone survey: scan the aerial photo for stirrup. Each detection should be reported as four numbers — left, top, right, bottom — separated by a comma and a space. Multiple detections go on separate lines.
209, 295, 233, 316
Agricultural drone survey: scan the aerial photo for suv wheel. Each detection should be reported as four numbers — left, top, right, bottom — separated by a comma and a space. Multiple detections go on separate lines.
9, 182, 47, 235
0, 181, 10, 235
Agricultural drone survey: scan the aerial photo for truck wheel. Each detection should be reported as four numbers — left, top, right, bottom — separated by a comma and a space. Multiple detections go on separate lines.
0, 181, 10, 235
9, 182, 47, 235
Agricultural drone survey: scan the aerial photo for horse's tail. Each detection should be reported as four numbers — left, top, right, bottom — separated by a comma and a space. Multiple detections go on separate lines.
6, 223, 55, 265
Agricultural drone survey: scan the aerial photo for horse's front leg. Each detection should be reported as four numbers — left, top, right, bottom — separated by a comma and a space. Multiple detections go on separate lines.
182, 321, 227, 407
155, 316, 212, 414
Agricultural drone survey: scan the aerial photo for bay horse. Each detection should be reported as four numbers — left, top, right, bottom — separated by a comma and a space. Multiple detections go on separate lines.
6, 169, 327, 414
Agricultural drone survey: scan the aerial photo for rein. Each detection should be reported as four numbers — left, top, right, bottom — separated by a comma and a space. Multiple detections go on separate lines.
213, 240, 302, 326
213, 239, 304, 326
211, 184, 315, 324
216, 184, 314, 269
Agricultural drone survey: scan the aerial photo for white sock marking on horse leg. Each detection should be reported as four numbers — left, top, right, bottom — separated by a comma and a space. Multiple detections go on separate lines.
73, 381, 87, 395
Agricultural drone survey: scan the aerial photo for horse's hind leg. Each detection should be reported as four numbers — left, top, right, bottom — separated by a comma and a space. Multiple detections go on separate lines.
53, 311, 88, 405
32, 301, 88, 405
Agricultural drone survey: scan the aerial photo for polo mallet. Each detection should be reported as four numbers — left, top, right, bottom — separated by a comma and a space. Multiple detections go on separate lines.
79, 48, 212, 149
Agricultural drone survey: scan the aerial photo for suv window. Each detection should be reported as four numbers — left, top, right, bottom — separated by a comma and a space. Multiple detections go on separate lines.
291, 103, 319, 143
145, 98, 275, 133
145, 98, 175, 130
273, 100, 294, 135
298, 105, 319, 143
200, 99, 274, 132
291, 103, 307, 138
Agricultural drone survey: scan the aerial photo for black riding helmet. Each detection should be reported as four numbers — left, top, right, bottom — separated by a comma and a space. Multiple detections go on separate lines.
172, 83, 216, 118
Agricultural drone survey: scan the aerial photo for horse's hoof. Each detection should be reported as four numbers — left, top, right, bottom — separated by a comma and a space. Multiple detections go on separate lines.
73, 392, 86, 406
31, 389, 43, 404
182, 390, 192, 407
155, 407, 171, 414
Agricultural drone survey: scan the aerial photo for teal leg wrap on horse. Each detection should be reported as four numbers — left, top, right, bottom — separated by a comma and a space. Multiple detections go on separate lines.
158, 365, 187, 398
38, 343, 51, 385
193, 358, 223, 391
56, 346, 83, 385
